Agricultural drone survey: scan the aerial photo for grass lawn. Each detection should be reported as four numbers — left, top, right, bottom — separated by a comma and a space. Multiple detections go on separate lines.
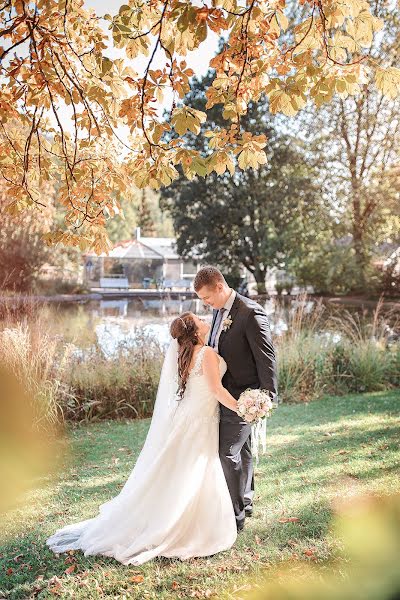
1, 390, 399, 599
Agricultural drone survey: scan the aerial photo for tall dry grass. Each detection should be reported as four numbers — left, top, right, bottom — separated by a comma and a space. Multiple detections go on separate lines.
0, 294, 398, 426
0, 296, 164, 427
0, 298, 73, 429
276, 295, 400, 402
61, 332, 163, 421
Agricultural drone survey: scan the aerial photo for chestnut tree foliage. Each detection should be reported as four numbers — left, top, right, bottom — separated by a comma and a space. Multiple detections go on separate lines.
0, 0, 399, 252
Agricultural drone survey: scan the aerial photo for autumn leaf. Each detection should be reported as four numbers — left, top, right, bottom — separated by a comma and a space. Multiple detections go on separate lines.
130, 574, 144, 583
0, 0, 396, 249
375, 67, 400, 99
64, 565, 76, 575
171, 107, 207, 135
278, 517, 300, 523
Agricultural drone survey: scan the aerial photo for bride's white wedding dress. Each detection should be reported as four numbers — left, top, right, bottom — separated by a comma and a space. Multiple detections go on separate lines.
46, 344, 237, 565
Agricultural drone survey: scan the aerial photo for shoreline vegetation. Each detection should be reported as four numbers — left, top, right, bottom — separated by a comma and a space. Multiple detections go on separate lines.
0, 296, 398, 429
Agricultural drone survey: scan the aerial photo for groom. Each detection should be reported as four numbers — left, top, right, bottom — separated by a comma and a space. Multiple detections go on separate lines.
194, 266, 278, 532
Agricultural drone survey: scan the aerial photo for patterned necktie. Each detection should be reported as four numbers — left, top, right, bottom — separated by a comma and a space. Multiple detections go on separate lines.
209, 308, 225, 349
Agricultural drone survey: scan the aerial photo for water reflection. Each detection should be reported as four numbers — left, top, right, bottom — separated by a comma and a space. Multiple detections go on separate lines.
100, 299, 128, 318
45, 295, 398, 358
56, 296, 310, 357
88, 297, 211, 355
60, 296, 294, 357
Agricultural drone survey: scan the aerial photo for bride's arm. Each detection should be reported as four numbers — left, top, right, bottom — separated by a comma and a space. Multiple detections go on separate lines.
203, 347, 238, 412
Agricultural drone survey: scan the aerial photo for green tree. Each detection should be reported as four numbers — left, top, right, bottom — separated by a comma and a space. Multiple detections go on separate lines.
137, 190, 156, 237
161, 75, 329, 294
300, 1, 400, 292
105, 189, 174, 244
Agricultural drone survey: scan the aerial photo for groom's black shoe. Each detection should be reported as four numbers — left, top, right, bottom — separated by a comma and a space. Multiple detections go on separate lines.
245, 507, 253, 517
237, 521, 245, 533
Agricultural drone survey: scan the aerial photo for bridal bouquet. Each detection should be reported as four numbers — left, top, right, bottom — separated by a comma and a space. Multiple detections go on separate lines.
237, 389, 274, 423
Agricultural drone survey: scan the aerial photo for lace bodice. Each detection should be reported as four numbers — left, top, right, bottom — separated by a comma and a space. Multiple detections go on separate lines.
189, 346, 227, 379
177, 346, 226, 423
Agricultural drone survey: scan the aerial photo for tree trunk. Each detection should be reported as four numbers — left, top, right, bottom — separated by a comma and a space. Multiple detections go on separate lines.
254, 265, 267, 295
352, 222, 368, 292
351, 185, 368, 292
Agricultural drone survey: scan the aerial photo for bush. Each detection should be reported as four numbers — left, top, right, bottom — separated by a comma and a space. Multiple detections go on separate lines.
33, 278, 89, 296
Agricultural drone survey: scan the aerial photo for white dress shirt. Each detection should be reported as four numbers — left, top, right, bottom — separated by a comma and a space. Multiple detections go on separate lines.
214, 288, 236, 351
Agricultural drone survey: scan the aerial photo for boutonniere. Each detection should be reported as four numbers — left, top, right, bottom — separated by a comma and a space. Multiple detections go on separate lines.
222, 315, 233, 331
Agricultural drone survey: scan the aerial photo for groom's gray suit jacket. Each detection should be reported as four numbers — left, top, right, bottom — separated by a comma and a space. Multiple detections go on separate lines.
211, 292, 278, 420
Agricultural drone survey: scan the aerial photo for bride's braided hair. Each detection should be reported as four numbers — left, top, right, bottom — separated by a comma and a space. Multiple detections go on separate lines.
170, 312, 199, 400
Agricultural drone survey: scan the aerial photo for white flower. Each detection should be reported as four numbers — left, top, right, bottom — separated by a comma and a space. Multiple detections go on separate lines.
222, 316, 233, 331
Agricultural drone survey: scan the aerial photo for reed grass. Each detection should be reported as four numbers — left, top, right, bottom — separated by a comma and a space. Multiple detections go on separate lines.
0, 294, 398, 425
275, 295, 400, 402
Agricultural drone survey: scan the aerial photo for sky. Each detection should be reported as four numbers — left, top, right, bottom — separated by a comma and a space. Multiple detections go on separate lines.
85, 0, 220, 82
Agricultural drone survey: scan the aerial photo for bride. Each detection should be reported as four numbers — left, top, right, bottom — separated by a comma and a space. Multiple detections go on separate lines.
46, 312, 239, 565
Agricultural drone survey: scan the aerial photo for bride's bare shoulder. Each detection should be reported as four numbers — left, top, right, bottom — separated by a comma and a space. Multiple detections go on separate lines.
203, 347, 222, 364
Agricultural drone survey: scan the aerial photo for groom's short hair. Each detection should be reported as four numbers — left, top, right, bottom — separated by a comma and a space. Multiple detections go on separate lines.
194, 266, 225, 291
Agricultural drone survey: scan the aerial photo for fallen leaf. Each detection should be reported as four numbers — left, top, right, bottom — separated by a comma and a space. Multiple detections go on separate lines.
171, 581, 179, 589
13, 553, 24, 562
48, 576, 62, 595
278, 517, 300, 523
64, 556, 75, 564
6, 567, 13, 575
255, 535, 261, 545
65, 565, 76, 575
49, 586, 61, 596
130, 574, 144, 583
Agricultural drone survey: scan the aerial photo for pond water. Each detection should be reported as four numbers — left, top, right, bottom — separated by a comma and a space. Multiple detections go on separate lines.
19, 297, 399, 357
40, 295, 398, 358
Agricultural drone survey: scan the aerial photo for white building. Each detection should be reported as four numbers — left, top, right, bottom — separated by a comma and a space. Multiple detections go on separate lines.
84, 228, 198, 289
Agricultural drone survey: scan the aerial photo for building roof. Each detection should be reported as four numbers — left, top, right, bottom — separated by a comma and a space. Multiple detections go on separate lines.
87, 240, 162, 260
85, 237, 181, 260
114, 240, 163, 259
140, 237, 179, 259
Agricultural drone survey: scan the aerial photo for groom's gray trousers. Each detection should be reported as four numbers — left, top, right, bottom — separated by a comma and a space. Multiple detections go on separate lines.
219, 412, 254, 529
